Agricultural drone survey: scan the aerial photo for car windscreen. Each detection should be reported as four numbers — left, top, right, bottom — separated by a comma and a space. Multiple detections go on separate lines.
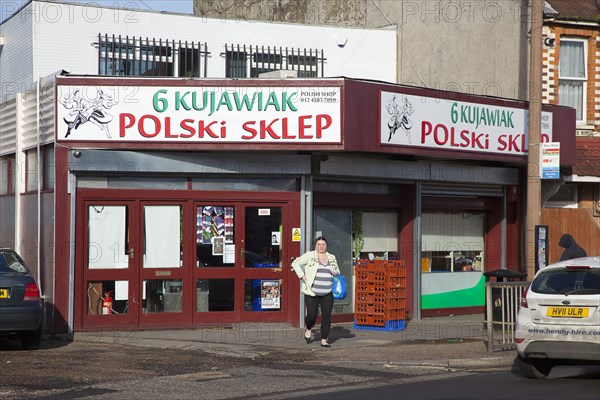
531, 268, 600, 295
0, 251, 29, 274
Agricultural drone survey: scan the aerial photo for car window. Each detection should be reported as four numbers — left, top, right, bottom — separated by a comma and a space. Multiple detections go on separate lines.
532, 269, 600, 295
0, 252, 29, 274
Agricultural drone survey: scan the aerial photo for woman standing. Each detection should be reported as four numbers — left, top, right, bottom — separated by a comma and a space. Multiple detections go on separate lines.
292, 236, 340, 347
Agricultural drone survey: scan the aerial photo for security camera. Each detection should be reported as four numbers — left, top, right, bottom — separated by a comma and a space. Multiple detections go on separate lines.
544, 37, 555, 47
72, 150, 82, 158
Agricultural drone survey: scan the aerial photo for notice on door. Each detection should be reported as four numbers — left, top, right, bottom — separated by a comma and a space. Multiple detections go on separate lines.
261, 280, 281, 309
292, 228, 301, 242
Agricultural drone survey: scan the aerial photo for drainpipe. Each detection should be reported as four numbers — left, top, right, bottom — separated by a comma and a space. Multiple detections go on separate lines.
36, 78, 43, 298
15, 93, 23, 257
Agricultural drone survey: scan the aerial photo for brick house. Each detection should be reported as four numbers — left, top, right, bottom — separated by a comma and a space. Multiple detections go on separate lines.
542, 0, 600, 261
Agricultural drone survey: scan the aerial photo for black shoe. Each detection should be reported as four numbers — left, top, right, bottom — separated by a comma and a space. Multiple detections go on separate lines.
304, 331, 312, 344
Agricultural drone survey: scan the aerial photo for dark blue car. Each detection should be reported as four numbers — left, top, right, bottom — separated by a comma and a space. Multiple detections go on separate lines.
0, 249, 43, 350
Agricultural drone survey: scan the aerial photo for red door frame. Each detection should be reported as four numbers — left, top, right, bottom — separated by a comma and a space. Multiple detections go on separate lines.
74, 188, 301, 331
76, 199, 139, 331
137, 200, 191, 329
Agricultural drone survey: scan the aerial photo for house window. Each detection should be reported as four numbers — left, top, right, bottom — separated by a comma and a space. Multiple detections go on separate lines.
226, 50, 247, 78
559, 39, 587, 124
25, 149, 38, 192
23, 145, 54, 193
0, 154, 15, 195
43, 144, 55, 190
546, 183, 578, 208
224, 45, 324, 78
98, 34, 208, 77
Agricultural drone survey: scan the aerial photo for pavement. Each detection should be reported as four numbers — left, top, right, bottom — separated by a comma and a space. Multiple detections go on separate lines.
71, 313, 517, 370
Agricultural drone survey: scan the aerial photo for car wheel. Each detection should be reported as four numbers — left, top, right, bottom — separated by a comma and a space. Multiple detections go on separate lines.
517, 357, 552, 379
20, 328, 42, 350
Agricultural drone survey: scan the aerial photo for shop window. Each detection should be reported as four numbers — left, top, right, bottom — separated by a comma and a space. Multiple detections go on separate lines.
314, 208, 353, 315
357, 211, 398, 261
559, 38, 587, 124
196, 206, 235, 268
196, 279, 234, 312
88, 205, 129, 269
143, 205, 183, 268
546, 184, 578, 208
421, 212, 484, 273
244, 279, 281, 312
244, 207, 281, 269
0, 154, 15, 195
142, 279, 183, 313
86, 280, 128, 315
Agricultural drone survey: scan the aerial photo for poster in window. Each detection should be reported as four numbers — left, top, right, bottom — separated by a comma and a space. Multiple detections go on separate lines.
535, 225, 548, 272
197, 206, 234, 244
261, 280, 281, 309
212, 236, 224, 256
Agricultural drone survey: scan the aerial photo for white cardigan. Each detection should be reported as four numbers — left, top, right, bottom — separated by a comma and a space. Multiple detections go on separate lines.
291, 250, 340, 296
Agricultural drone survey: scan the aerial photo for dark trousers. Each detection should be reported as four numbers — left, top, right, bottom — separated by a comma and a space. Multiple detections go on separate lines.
304, 293, 334, 340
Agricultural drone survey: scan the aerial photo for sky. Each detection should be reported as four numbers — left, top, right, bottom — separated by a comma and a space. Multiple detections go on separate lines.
1, 0, 193, 24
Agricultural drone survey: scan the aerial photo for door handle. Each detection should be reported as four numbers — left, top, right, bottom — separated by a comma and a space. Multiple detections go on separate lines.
129, 248, 135, 259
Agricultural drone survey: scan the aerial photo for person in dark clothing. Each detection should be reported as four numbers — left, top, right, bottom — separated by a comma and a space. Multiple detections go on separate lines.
558, 234, 587, 261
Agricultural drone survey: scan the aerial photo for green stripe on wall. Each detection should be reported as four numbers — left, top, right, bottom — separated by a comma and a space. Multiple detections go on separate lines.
421, 275, 485, 309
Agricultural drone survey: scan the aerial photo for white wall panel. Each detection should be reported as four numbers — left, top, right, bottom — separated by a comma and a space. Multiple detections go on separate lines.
0, 99, 17, 155
0, 3, 35, 102
21, 90, 39, 151
29, 2, 396, 83
38, 82, 55, 144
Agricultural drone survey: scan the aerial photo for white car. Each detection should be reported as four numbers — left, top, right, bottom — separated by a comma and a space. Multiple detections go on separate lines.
515, 256, 600, 378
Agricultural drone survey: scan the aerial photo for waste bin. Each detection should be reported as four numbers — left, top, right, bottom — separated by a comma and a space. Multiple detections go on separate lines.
483, 269, 527, 283
484, 269, 527, 323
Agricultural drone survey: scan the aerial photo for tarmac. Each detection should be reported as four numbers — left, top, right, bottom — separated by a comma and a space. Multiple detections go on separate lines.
72, 313, 517, 371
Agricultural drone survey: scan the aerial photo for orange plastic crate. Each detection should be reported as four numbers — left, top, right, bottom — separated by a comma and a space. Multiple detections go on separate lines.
356, 270, 387, 282
386, 276, 406, 288
355, 292, 386, 304
386, 297, 406, 309
385, 308, 407, 320
354, 313, 386, 327
355, 281, 386, 294
355, 303, 386, 314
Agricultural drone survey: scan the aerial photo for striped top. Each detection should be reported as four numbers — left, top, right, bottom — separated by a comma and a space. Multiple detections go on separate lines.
311, 261, 333, 296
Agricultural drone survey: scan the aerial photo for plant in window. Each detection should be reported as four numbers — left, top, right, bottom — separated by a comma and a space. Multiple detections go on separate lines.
352, 210, 364, 261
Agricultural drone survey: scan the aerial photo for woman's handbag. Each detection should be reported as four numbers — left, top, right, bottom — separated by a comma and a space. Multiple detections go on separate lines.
332, 275, 347, 300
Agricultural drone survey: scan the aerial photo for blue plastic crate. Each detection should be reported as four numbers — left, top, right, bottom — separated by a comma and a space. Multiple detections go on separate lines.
354, 319, 406, 332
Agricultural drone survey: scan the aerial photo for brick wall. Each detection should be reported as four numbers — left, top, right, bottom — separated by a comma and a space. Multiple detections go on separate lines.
542, 23, 600, 136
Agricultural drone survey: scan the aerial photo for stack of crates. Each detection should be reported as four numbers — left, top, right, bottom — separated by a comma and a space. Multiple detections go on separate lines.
354, 259, 406, 331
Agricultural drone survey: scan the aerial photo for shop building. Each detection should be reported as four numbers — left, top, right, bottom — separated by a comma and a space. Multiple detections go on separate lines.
44, 75, 573, 332
0, 1, 578, 333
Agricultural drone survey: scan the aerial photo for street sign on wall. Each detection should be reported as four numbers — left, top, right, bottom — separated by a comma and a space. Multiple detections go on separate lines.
540, 142, 560, 179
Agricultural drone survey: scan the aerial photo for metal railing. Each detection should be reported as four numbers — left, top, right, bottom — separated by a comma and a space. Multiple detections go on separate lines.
484, 281, 529, 352
223, 44, 326, 78
97, 34, 210, 78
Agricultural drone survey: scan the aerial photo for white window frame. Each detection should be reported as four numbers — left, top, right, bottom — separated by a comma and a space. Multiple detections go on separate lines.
558, 38, 587, 125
